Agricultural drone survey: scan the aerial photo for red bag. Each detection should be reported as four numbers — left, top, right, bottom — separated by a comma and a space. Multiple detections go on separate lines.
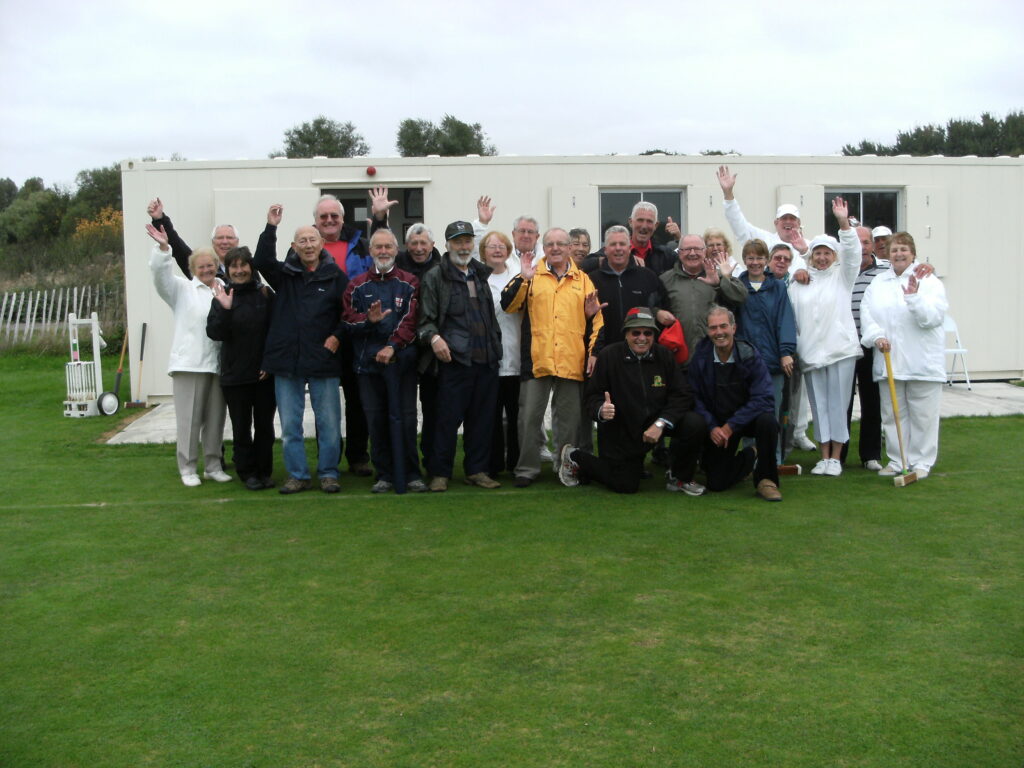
658, 320, 688, 364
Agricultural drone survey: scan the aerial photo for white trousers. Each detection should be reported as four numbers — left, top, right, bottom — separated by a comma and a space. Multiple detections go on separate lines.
880, 379, 942, 472
805, 358, 857, 444
172, 371, 226, 475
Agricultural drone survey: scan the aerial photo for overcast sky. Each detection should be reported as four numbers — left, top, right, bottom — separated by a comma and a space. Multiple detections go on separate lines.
2, 0, 1022, 189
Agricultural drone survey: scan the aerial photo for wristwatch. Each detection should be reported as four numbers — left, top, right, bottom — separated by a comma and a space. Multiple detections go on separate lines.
654, 418, 667, 429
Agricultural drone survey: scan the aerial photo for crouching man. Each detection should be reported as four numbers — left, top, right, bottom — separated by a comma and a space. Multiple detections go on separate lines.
557, 308, 705, 494
689, 306, 782, 501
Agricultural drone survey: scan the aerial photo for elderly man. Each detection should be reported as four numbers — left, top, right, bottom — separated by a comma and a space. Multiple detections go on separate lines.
146, 197, 237, 278
717, 166, 808, 273
417, 221, 503, 492
501, 227, 604, 487
557, 308, 705, 495
582, 201, 675, 275
660, 234, 747, 355
254, 205, 349, 494
587, 225, 673, 352
314, 189, 394, 478
872, 225, 892, 262
689, 306, 782, 501
342, 229, 426, 493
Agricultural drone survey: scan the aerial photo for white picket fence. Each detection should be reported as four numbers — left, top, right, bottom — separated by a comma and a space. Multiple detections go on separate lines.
0, 285, 123, 344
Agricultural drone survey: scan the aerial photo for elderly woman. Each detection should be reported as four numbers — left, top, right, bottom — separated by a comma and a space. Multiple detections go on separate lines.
859, 232, 948, 478
482, 230, 521, 476
147, 223, 229, 487
206, 247, 276, 491
703, 227, 737, 274
735, 239, 796, 433
787, 198, 862, 476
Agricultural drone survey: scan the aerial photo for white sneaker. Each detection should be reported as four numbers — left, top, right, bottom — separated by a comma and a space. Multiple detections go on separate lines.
878, 464, 900, 477
863, 459, 884, 471
203, 470, 232, 483
181, 473, 201, 487
794, 434, 816, 452
911, 467, 930, 479
825, 459, 843, 476
540, 446, 555, 463
810, 460, 829, 475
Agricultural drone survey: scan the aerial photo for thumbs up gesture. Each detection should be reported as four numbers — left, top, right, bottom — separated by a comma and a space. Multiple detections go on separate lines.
599, 391, 615, 421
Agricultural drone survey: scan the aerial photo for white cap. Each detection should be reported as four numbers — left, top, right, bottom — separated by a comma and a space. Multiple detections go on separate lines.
872, 225, 893, 238
807, 234, 839, 255
775, 204, 800, 219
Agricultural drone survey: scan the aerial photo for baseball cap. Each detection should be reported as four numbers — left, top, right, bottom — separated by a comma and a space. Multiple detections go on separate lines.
623, 307, 658, 331
872, 226, 893, 238
776, 204, 801, 219
444, 221, 474, 241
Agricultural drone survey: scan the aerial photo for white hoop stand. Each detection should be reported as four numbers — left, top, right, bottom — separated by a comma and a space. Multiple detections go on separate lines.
64, 312, 106, 418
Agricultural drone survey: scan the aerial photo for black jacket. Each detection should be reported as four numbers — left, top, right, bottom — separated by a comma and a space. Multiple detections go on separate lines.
206, 279, 274, 386
584, 342, 693, 460
587, 261, 669, 353
396, 247, 442, 280
254, 223, 349, 378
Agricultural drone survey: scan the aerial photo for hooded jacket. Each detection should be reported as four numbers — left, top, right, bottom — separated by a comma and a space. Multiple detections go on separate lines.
735, 272, 797, 376
254, 223, 348, 379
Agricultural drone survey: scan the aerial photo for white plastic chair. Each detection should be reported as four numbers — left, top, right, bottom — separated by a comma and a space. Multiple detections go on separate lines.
943, 315, 971, 389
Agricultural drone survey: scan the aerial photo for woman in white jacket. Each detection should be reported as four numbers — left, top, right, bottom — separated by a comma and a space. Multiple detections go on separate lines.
859, 232, 948, 478
788, 197, 862, 476
147, 223, 229, 487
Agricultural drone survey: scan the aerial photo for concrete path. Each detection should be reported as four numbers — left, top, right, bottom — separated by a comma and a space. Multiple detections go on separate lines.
105, 381, 1024, 446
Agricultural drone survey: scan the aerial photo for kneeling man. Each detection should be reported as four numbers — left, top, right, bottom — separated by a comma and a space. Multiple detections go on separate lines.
558, 308, 705, 494
690, 306, 782, 501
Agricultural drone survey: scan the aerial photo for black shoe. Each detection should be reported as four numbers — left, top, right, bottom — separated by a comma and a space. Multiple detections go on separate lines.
514, 476, 532, 488
245, 476, 265, 491
261, 476, 276, 489
350, 462, 373, 477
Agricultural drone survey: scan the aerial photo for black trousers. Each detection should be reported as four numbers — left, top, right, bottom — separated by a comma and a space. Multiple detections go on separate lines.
841, 347, 882, 465
222, 379, 276, 481
431, 362, 499, 479
358, 358, 421, 484
574, 411, 705, 494
702, 412, 779, 491
490, 375, 520, 476
340, 341, 370, 467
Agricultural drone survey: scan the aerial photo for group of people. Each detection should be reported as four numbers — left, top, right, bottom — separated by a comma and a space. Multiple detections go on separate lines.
146, 167, 949, 499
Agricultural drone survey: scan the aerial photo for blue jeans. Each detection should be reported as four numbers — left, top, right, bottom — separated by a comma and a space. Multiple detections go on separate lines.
275, 375, 341, 480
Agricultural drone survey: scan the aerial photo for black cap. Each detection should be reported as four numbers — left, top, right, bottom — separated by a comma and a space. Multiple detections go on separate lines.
444, 221, 474, 241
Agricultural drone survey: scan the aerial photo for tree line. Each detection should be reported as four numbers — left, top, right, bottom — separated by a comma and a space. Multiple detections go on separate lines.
841, 111, 1024, 157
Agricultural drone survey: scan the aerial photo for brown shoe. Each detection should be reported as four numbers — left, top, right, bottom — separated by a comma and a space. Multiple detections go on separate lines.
756, 479, 782, 502
428, 476, 448, 492
279, 476, 312, 495
320, 476, 341, 494
464, 472, 501, 489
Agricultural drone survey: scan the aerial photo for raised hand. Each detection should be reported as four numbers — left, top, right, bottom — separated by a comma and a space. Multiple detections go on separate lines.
697, 256, 721, 286
477, 195, 496, 226
584, 290, 608, 319
717, 165, 737, 198
366, 299, 393, 323
267, 204, 283, 226
213, 282, 233, 309
831, 196, 850, 229
665, 216, 680, 239
902, 274, 919, 295
369, 186, 399, 220
145, 223, 169, 249
600, 391, 615, 421
521, 257, 537, 280
147, 197, 164, 220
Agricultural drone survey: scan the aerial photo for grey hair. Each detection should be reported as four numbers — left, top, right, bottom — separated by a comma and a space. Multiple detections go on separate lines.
604, 224, 630, 244
706, 304, 735, 325
405, 222, 434, 242
210, 224, 239, 240
569, 227, 590, 242
314, 193, 344, 218
630, 201, 658, 220
512, 215, 539, 232
369, 228, 398, 246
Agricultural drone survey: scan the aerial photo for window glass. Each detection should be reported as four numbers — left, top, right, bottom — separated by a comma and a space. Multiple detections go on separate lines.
824, 190, 898, 237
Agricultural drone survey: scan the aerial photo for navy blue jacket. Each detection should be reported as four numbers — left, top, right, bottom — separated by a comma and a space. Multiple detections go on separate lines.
254, 224, 348, 378
342, 266, 419, 374
735, 273, 797, 376
689, 337, 775, 432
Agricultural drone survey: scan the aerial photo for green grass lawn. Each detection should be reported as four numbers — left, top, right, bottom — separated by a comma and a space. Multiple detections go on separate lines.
1, 355, 1021, 767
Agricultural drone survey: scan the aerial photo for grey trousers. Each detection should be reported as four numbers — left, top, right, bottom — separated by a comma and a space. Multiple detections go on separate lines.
515, 376, 582, 480
172, 371, 226, 475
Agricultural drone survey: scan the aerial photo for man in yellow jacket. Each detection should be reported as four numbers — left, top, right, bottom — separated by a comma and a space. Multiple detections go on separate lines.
501, 228, 605, 487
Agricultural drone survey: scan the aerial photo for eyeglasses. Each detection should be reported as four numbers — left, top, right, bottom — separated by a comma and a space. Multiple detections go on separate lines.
679, 246, 705, 253
628, 329, 654, 337
318, 213, 341, 221
544, 241, 570, 248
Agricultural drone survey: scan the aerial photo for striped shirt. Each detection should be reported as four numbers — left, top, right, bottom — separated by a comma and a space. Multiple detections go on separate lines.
851, 258, 890, 336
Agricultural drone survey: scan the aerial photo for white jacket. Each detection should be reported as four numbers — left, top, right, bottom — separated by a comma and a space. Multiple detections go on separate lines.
860, 263, 948, 383
788, 228, 863, 371
149, 244, 221, 375
487, 268, 521, 377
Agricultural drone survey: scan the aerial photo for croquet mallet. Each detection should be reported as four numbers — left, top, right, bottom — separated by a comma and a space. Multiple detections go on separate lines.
882, 347, 917, 487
